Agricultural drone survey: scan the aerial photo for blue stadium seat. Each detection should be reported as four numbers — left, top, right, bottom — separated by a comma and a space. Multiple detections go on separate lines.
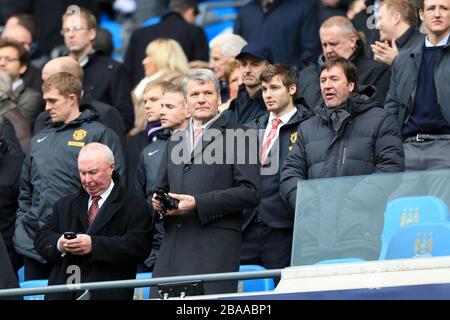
19, 279, 48, 300
99, 13, 123, 51
17, 266, 24, 284
386, 222, 450, 259
238, 265, 275, 293
142, 16, 161, 28
134, 272, 152, 300
380, 196, 450, 259
315, 258, 366, 265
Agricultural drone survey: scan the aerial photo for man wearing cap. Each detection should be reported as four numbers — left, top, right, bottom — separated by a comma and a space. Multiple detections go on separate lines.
222, 43, 272, 125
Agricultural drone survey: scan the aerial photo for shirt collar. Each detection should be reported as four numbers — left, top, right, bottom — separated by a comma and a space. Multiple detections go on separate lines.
425, 32, 450, 47
191, 113, 221, 131
12, 79, 24, 92
268, 108, 297, 126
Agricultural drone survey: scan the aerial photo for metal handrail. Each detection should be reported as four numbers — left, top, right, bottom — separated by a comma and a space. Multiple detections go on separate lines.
0, 269, 282, 299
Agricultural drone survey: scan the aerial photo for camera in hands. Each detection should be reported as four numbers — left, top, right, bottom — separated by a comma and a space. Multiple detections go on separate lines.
153, 188, 179, 214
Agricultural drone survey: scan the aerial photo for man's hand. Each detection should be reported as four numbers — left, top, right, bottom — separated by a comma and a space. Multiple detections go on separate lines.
59, 234, 92, 255
371, 40, 399, 66
164, 193, 196, 216
152, 193, 162, 212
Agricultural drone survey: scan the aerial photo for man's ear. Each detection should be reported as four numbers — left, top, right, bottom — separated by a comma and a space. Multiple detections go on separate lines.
419, 9, 424, 22
348, 82, 355, 93
88, 28, 97, 43
288, 84, 297, 96
19, 64, 28, 76
68, 93, 78, 106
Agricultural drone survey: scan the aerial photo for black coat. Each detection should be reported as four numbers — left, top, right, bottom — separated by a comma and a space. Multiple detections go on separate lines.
223, 85, 268, 126
83, 51, 134, 133
0, 234, 19, 294
280, 87, 404, 264
234, 0, 320, 70
152, 114, 261, 295
34, 178, 154, 300
124, 12, 209, 87
0, 136, 23, 260
244, 104, 312, 229
298, 51, 390, 111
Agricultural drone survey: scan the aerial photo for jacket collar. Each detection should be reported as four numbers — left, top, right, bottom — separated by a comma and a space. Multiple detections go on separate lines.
395, 26, 423, 49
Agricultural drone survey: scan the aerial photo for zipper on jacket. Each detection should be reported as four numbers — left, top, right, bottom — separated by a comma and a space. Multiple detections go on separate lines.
342, 146, 348, 166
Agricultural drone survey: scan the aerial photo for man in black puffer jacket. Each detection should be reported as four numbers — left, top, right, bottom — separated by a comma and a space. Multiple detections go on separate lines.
280, 57, 404, 265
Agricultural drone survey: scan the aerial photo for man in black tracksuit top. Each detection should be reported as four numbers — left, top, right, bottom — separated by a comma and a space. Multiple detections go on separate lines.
14, 72, 125, 280
280, 58, 404, 265
135, 83, 191, 271
241, 64, 312, 270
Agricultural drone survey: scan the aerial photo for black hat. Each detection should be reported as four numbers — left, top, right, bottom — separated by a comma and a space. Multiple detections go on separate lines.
236, 43, 273, 64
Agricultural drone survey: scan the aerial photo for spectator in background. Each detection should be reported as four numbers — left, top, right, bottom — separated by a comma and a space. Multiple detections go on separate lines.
371, 0, 423, 65
298, 16, 390, 111
209, 33, 247, 102
0, 70, 31, 154
131, 38, 188, 136
223, 43, 272, 125
135, 82, 190, 271
33, 56, 126, 150
151, 69, 261, 296
62, 6, 135, 133
1, 16, 43, 92
35, 143, 153, 300
14, 72, 125, 281
234, 0, 320, 71
384, 0, 450, 204
0, 39, 42, 128
219, 60, 242, 112
124, 0, 209, 88
31, 0, 99, 57
125, 81, 165, 193
242, 64, 311, 272
4, 13, 50, 70
281, 57, 404, 265
0, 116, 24, 274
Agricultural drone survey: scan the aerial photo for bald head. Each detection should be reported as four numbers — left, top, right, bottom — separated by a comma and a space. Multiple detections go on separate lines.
42, 57, 84, 82
1, 25, 32, 52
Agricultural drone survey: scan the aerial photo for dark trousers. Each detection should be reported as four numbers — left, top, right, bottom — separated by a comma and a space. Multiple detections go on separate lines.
392, 139, 450, 205
241, 218, 293, 270
23, 257, 51, 281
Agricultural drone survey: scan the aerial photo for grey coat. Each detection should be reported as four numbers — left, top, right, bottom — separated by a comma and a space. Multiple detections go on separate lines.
152, 114, 261, 295
385, 37, 450, 128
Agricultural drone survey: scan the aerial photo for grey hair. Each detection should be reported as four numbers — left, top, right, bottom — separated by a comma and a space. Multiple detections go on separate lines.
182, 68, 220, 98
209, 33, 247, 58
79, 142, 115, 164
320, 16, 357, 38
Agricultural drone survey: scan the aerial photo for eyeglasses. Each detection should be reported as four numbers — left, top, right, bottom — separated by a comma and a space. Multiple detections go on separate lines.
0, 56, 19, 63
60, 27, 90, 35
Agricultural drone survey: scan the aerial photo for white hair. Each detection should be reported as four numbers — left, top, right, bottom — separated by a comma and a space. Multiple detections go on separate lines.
79, 143, 114, 164
209, 33, 247, 58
